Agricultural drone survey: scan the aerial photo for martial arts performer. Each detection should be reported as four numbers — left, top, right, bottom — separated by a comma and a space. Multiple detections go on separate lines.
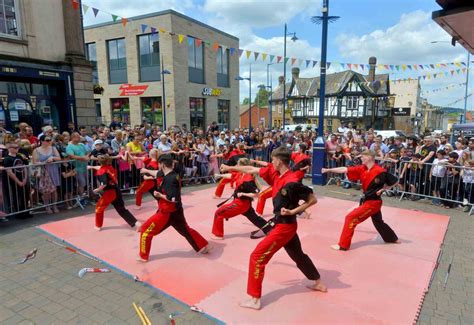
88, 155, 141, 231
138, 154, 209, 262
214, 143, 246, 198
135, 149, 159, 209
212, 158, 272, 240
221, 147, 326, 310
321, 149, 400, 251
291, 143, 311, 181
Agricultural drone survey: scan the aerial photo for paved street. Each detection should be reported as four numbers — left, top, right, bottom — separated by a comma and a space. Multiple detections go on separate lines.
0, 182, 472, 324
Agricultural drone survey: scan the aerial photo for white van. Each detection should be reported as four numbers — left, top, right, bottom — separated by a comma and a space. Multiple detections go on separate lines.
281, 124, 317, 132
374, 130, 406, 139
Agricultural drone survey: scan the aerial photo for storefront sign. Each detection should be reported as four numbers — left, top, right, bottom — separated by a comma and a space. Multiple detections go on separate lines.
202, 87, 222, 97
119, 84, 149, 96
15, 102, 26, 110
39, 71, 60, 78
10, 111, 19, 121
392, 107, 410, 116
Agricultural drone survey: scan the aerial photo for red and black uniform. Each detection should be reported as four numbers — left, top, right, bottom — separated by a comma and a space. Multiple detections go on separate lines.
214, 149, 246, 197
212, 173, 271, 238
95, 165, 138, 228
139, 171, 208, 260
338, 164, 399, 250
255, 186, 272, 215
247, 164, 321, 299
291, 151, 311, 182
135, 159, 159, 207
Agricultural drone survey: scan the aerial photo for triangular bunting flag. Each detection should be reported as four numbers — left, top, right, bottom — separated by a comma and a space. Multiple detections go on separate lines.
390, 65, 394, 70
151, 27, 157, 34
384, 65, 390, 70
230, 48, 235, 56
430, 64, 435, 69
187, 37, 193, 46
348, 63, 352, 70
354, 63, 359, 69
298, 59, 303, 66
444, 72, 449, 77
112, 15, 119, 22
456, 69, 461, 74
291, 58, 297, 66
213, 42, 219, 52
462, 68, 467, 73
245, 50, 251, 59
196, 39, 203, 48
277, 56, 282, 63
178, 34, 184, 44
433, 73, 437, 79
455, 62, 462, 67
159, 28, 166, 34
327, 62, 331, 69
407, 65, 412, 70
306, 60, 310, 68
360, 64, 364, 70
436, 63, 441, 68
461, 62, 467, 66
402, 64, 407, 71
423, 75, 426, 80
313, 60, 317, 68
238, 49, 243, 57
284, 57, 290, 65
82, 4, 89, 14
377, 64, 384, 70
441, 63, 447, 68
419, 65, 424, 70
269, 55, 275, 63
254, 52, 260, 61
92, 7, 99, 17
72, 0, 79, 10
451, 70, 455, 76
141, 24, 148, 34
262, 53, 267, 61
122, 18, 128, 27
341, 63, 345, 69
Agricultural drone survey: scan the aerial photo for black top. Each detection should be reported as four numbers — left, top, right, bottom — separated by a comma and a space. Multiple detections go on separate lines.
419, 144, 436, 163
363, 172, 398, 201
3, 154, 28, 183
273, 182, 313, 224
157, 171, 182, 209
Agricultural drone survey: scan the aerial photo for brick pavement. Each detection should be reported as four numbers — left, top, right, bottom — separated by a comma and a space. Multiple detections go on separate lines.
0, 182, 472, 324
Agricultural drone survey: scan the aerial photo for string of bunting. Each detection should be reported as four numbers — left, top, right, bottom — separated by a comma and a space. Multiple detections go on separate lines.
421, 82, 467, 95
72, 0, 468, 74
438, 93, 473, 107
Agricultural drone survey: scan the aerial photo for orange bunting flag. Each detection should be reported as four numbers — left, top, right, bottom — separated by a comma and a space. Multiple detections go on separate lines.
213, 42, 219, 52
178, 34, 184, 44
354, 63, 359, 70
291, 58, 297, 65
245, 50, 251, 59
72, 0, 79, 10
122, 18, 128, 27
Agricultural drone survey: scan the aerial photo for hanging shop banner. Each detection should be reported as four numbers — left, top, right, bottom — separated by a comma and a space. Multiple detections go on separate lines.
392, 107, 410, 116
119, 84, 149, 96
202, 87, 222, 97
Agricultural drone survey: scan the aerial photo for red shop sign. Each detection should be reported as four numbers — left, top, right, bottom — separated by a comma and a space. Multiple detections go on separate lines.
119, 84, 149, 96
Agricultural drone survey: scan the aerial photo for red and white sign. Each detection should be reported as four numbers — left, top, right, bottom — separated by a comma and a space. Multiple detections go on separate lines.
119, 84, 149, 96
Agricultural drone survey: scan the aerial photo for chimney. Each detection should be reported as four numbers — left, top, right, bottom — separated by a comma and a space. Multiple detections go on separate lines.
278, 76, 285, 85
292, 67, 300, 80
368, 57, 377, 82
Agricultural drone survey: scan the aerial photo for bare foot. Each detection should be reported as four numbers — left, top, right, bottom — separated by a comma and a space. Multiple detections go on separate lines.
307, 279, 328, 292
198, 245, 212, 254
94, 226, 102, 231
239, 297, 261, 310
135, 206, 142, 210
211, 234, 224, 240
134, 221, 142, 232
212, 195, 220, 199
136, 256, 148, 263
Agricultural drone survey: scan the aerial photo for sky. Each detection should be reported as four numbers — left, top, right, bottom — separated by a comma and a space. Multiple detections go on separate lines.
81, 0, 473, 110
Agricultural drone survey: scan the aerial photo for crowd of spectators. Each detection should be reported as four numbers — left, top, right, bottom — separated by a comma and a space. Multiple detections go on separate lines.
1, 120, 474, 220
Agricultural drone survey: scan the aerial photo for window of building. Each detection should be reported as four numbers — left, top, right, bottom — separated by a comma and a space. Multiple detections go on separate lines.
217, 47, 229, 87
107, 38, 127, 84
217, 99, 230, 130
190, 97, 205, 129
111, 98, 129, 124
138, 33, 160, 82
86, 43, 99, 84
94, 99, 101, 117
141, 97, 162, 126
0, 0, 19, 37
188, 36, 204, 84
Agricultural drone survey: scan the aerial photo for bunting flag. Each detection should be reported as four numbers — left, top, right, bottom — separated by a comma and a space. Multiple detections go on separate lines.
306, 60, 310, 68
196, 39, 203, 48
230, 47, 235, 56
238, 49, 243, 57
262, 53, 267, 61
82, 4, 89, 14
150, 27, 157, 34
298, 59, 304, 66
254, 52, 259, 61
327, 62, 331, 69
178, 34, 184, 44
72, 0, 79, 10
213, 42, 219, 52
159, 28, 166, 34
347, 63, 352, 70
269, 55, 275, 63
121, 18, 128, 27
312, 60, 318, 68
92, 7, 99, 17
277, 56, 282, 63
141, 24, 147, 34
245, 50, 251, 59
284, 57, 289, 65
291, 58, 296, 66
111, 14, 119, 22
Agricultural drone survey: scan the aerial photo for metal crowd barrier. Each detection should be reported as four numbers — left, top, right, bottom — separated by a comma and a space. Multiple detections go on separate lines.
0, 160, 85, 218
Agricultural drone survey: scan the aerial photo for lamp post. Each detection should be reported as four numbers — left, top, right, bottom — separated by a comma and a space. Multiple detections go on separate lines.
431, 40, 471, 123
282, 24, 298, 131
267, 62, 282, 130
311, 0, 339, 185
236, 64, 252, 130
161, 55, 171, 131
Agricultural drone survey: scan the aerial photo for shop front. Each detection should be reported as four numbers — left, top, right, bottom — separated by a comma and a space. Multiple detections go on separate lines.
190, 97, 205, 129
0, 65, 75, 133
111, 97, 130, 125
141, 97, 162, 126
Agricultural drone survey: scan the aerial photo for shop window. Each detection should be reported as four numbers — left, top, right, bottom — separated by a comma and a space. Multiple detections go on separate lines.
217, 47, 229, 87
7, 98, 32, 130
107, 38, 128, 84
141, 97, 162, 126
138, 33, 160, 82
189, 97, 205, 129
0, 99, 6, 128
86, 42, 99, 84
188, 36, 205, 84
217, 99, 230, 130
0, 0, 20, 37
111, 98, 130, 124
37, 99, 59, 127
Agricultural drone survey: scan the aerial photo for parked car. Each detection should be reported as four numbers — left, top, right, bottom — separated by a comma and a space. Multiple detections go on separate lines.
374, 130, 406, 139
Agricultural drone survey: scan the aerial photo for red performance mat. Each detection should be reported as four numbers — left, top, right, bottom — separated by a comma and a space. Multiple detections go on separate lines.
38, 187, 449, 324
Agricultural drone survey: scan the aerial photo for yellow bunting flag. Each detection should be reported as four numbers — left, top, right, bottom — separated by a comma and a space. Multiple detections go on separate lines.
262, 53, 267, 61
178, 34, 184, 44
245, 50, 251, 59
401, 64, 407, 71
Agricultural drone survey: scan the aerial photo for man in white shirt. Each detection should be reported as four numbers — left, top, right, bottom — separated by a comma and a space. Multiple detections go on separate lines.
216, 131, 227, 147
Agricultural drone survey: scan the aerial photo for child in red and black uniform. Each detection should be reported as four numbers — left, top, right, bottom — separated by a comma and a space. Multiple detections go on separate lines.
138, 154, 209, 262
212, 158, 272, 240
135, 149, 160, 209
221, 147, 326, 310
322, 149, 400, 250
214, 143, 246, 198
88, 155, 141, 231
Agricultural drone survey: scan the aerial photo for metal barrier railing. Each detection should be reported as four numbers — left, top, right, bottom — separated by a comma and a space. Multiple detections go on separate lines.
0, 160, 85, 217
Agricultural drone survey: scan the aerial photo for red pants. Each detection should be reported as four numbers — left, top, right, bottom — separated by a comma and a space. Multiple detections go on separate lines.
212, 198, 250, 237
139, 208, 208, 260
214, 177, 234, 197
256, 187, 272, 215
135, 179, 155, 206
95, 189, 137, 228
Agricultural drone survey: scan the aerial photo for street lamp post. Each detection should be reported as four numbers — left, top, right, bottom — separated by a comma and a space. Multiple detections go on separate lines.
267, 62, 282, 130
236, 64, 252, 130
282, 24, 298, 131
161, 55, 171, 131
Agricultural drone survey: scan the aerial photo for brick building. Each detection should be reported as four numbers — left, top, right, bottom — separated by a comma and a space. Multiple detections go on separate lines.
239, 104, 269, 129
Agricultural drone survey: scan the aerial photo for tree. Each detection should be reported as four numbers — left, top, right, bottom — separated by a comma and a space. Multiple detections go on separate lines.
242, 98, 250, 105
254, 84, 270, 107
